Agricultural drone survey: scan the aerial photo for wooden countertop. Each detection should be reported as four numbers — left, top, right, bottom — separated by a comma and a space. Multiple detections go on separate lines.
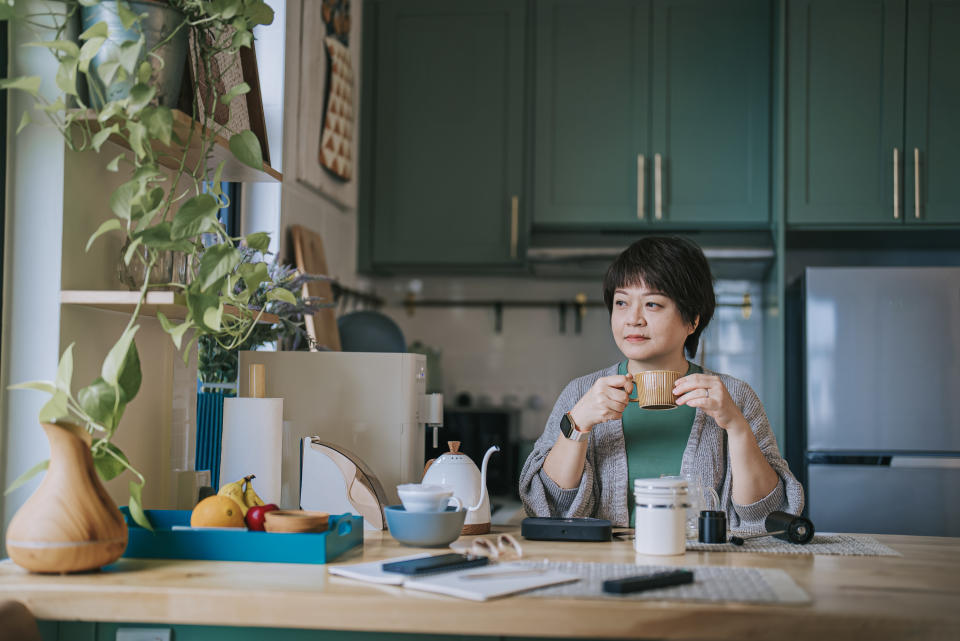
1, 527, 958, 640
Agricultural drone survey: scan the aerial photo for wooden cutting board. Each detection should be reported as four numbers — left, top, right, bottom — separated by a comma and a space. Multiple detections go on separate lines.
290, 225, 341, 351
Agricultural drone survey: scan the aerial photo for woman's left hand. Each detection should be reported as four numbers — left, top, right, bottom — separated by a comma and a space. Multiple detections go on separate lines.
673, 374, 747, 433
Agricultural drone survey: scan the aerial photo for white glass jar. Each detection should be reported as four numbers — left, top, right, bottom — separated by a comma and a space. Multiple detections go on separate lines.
634, 477, 689, 555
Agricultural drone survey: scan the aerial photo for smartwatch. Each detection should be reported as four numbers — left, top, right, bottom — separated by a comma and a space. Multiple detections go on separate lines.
560, 412, 589, 442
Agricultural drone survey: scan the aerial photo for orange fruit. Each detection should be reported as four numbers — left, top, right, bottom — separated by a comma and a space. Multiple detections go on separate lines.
190, 495, 245, 528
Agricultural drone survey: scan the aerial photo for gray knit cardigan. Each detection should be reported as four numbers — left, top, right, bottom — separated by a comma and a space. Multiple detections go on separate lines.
519, 363, 804, 529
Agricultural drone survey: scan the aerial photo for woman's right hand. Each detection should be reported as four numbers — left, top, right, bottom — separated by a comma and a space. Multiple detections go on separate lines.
568, 375, 633, 432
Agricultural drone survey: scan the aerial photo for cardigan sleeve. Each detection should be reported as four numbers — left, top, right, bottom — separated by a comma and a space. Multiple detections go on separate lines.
725, 379, 805, 529
519, 378, 599, 519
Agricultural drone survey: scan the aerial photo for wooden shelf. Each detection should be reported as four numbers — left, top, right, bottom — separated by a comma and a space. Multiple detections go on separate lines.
80, 109, 281, 183
61, 290, 279, 324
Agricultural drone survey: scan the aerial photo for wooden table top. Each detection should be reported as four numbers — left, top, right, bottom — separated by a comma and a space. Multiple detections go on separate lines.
1, 527, 958, 640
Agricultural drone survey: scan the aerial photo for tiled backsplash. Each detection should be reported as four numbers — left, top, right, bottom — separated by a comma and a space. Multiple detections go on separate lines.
374, 277, 765, 441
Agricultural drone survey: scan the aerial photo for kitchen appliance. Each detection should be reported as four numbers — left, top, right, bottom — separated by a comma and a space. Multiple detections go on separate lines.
299, 439, 390, 530
421, 441, 499, 534
237, 351, 443, 509
789, 267, 960, 536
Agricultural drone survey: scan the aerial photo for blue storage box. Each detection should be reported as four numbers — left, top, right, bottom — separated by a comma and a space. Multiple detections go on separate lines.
121, 509, 363, 564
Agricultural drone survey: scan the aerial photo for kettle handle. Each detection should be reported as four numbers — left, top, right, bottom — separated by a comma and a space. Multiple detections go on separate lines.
422, 458, 435, 479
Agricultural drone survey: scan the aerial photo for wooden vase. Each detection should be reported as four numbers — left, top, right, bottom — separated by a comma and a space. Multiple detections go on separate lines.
5, 422, 128, 573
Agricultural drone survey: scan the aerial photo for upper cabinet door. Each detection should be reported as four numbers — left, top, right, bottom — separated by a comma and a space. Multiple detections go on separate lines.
650, 0, 771, 225
532, 0, 651, 226
369, 0, 525, 266
786, 0, 906, 226
905, 0, 960, 225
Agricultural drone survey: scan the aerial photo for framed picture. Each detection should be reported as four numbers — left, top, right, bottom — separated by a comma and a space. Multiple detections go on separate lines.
293, 0, 361, 210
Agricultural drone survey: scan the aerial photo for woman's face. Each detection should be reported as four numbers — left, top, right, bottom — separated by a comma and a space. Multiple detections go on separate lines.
610, 282, 697, 367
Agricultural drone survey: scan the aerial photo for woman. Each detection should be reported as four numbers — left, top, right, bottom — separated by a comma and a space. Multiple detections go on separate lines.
519, 236, 803, 529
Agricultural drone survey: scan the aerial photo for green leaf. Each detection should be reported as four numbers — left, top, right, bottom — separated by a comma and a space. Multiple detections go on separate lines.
212, 160, 226, 187
55, 57, 78, 96
137, 60, 152, 85
181, 332, 200, 365
106, 153, 124, 172
230, 29, 253, 52
4, 460, 49, 496
78, 377, 124, 429
134, 187, 164, 220
246, 2, 275, 26
78, 36, 105, 73
96, 60, 121, 88
110, 180, 143, 220
91, 123, 119, 152
0, 76, 42, 97
157, 312, 191, 351
102, 325, 139, 388
141, 106, 172, 145
97, 100, 124, 123
244, 232, 270, 252
25, 40, 80, 58
123, 236, 143, 265
118, 39, 142, 76
237, 261, 269, 293
38, 391, 70, 424
118, 4, 140, 30
80, 20, 109, 40
127, 83, 155, 112
92, 440, 128, 481
220, 81, 250, 105
228, 130, 262, 170
55, 343, 74, 394
137, 222, 193, 252
170, 194, 220, 240
203, 304, 224, 332
128, 480, 153, 530
7, 380, 58, 394
86, 218, 122, 252
196, 243, 242, 291
127, 120, 148, 159
184, 286, 221, 332
16, 109, 31, 134
267, 287, 297, 305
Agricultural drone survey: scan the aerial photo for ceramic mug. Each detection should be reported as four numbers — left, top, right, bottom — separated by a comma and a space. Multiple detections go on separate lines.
630, 370, 683, 409
397, 483, 463, 513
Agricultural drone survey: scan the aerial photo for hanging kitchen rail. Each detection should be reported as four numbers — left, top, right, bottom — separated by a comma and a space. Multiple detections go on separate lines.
401, 293, 754, 334
331, 282, 385, 311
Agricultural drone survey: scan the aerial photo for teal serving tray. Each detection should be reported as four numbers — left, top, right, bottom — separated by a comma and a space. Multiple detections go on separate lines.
120, 508, 363, 564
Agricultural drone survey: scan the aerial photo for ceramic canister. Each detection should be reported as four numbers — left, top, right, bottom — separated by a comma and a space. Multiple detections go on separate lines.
633, 477, 690, 556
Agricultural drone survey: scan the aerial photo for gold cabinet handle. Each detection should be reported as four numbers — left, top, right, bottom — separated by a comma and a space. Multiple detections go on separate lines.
914, 147, 921, 219
637, 154, 645, 220
510, 195, 519, 259
654, 153, 663, 220
893, 148, 900, 220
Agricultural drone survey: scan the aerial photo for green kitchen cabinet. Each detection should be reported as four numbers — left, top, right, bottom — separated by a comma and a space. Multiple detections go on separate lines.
533, 0, 771, 228
786, 0, 960, 227
786, 0, 907, 226
904, 0, 960, 224
362, 0, 526, 270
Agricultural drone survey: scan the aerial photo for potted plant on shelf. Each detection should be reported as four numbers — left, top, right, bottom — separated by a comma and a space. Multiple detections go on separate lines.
1, 0, 280, 573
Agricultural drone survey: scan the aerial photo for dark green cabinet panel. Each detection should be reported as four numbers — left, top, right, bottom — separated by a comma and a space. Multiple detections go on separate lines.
367, 0, 525, 267
532, 0, 650, 226
905, 0, 960, 224
650, 0, 770, 225
786, 0, 906, 225
533, 0, 771, 228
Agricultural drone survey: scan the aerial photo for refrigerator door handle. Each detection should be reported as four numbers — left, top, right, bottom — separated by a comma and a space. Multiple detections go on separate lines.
889, 456, 960, 469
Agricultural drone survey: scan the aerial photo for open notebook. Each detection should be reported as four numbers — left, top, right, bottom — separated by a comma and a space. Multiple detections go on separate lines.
328, 554, 579, 601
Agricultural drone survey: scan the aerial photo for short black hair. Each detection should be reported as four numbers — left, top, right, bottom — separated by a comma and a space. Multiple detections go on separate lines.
602, 236, 715, 358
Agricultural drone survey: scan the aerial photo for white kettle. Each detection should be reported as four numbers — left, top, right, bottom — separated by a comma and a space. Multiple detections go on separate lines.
422, 441, 499, 534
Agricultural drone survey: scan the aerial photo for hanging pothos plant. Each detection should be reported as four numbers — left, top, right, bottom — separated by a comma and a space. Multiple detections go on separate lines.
0, 0, 285, 529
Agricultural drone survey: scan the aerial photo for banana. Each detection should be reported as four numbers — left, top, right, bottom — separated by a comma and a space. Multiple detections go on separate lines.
243, 475, 266, 508
217, 475, 253, 516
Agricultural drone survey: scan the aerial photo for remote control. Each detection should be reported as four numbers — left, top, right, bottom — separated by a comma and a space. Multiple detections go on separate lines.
601, 569, 694, 594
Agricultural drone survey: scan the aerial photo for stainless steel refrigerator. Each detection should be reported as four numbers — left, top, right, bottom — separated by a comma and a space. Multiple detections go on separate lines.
798, 267, 960, 536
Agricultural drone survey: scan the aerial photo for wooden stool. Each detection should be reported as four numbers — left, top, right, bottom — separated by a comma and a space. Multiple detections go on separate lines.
0, 601, 41, 641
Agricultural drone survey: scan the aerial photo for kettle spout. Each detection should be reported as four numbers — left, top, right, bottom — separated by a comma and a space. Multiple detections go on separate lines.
468, 445, 500, 512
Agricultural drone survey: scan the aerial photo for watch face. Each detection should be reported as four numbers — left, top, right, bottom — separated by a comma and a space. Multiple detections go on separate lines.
560, 413, 574, 438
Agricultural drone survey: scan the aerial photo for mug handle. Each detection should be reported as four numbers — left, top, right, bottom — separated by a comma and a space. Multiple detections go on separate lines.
448, 496, 463, 511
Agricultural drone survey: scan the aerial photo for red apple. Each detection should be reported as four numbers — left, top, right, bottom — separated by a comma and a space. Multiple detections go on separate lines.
245, 503, 279, 531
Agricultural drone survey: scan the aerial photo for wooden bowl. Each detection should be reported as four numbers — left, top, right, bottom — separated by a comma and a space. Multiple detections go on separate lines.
263, 510, 329, 533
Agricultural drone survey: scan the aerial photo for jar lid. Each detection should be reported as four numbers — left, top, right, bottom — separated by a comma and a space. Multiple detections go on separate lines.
633, 477, 689, 493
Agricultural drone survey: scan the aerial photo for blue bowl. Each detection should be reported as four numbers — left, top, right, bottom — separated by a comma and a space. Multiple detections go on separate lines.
384, 505, 466, 547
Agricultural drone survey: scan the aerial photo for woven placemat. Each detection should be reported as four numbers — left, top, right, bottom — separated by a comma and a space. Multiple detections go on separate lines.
515, 560, 809, 604
686, 533, 900, 556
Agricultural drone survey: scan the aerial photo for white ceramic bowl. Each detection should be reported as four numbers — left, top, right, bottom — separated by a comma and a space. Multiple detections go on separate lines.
396, 483, 462, 513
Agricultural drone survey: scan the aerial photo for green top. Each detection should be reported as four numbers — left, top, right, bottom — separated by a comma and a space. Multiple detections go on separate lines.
619, 360, 702, 527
